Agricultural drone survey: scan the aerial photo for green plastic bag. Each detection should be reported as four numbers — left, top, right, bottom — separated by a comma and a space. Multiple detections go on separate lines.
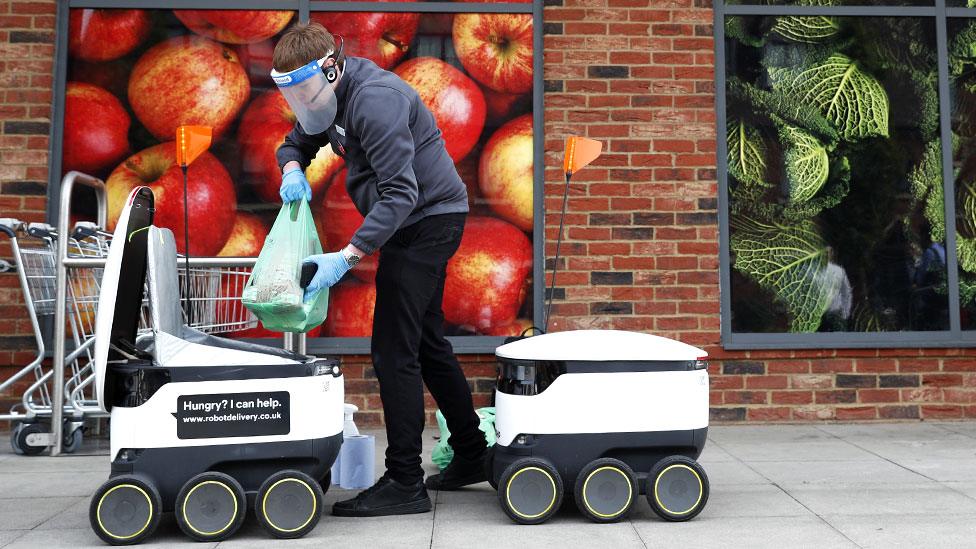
432, 407, 496, 471
241, 201, 328, 333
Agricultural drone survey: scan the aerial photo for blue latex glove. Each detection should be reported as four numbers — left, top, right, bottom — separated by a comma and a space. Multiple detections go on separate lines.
280, 168, 312, 203
303, 252, 351, 302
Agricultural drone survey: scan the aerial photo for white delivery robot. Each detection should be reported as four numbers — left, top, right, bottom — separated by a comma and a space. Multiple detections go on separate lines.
487, 330, 710, 524
89, 187, 344, 545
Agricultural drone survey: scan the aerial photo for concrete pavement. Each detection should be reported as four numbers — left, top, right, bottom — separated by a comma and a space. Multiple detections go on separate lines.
1, 422, 975, 548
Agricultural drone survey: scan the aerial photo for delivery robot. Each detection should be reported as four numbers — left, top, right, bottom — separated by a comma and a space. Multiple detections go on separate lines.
486, 330, 710, 524
89, 187, 344, 545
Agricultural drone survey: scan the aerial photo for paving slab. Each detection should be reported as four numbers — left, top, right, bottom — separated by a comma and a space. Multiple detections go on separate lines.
937, 422, 976, 439
0, 471, 105, 498
0, 496, 84, 531
708, 425, 836, 444
942, 482, 976, 500
818, 422, 969, 441
824, 513, 976, 549
715, 439, 881, 463
793, 483, 976, 516
432, 517, 645, 549
748, 459, 934, 487
0, 454, 107, 474
218, 514, 434, 548
0, 531, 27, 549
693, 459, 769, 485
633, 515, 857, 549
891, 458, 976, 482
3, 527, 215, 549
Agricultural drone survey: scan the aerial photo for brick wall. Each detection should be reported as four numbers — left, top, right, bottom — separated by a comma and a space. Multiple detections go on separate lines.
2, 0, 975, 429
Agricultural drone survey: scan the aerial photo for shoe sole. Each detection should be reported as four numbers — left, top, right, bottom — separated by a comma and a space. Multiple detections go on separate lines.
426, 473, 488, 491
332, 498, 432, 517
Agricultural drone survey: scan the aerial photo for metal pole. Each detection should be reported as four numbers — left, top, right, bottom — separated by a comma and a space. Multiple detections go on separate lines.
52, 171, 106, 455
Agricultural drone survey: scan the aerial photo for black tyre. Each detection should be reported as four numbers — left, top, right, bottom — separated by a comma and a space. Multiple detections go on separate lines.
646, 456, 709, 522
89, 475, 162, 545
255, 470, 323, 539
16, 422, 47, 456
175, 472, 246, 542
10, 424, 24, 455
485, 445, 498, 490
63, 423, 83, 454
498, 458, 563, 525
574, 458, 637, 523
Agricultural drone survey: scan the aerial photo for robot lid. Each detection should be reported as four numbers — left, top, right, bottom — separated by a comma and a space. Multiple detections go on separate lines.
92, 186, 154, 411
495, 330, 707, 362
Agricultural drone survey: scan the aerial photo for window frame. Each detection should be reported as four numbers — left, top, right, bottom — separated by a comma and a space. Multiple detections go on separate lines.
714, 0, 976, 348
47, 0, 544, 355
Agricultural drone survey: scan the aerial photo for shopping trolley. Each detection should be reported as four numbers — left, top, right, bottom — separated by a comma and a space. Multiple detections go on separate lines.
1, 172, 263, 455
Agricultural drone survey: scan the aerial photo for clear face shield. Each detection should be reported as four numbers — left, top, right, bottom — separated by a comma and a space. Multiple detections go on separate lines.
271, 46, 341, 135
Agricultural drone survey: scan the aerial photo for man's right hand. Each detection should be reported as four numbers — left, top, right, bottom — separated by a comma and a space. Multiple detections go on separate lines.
280, 167, 312, 203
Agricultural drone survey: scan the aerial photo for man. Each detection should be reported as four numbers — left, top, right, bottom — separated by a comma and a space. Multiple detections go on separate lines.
272, 22, 488, 517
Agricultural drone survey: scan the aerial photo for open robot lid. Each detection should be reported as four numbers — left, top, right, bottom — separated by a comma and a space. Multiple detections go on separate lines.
92, 186, 154, 412
495, 330, 707, 362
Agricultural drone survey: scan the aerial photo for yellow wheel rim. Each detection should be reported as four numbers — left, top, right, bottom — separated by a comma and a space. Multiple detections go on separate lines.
654, 464, 703, 516
96, 484, 153, 540
582, 466, 633, 519
505, 466, 557, 520
181, 480, 239, 537
261, 478, 317, 533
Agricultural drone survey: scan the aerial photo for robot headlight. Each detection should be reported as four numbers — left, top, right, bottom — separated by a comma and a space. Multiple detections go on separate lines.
313, 363, 342, 377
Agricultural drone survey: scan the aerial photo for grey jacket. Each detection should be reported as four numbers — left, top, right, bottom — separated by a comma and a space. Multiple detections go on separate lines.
276, 56, 469, 255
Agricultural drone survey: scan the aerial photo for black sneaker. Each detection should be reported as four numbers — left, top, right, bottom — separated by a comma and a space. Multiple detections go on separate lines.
425, 450, 488, 491
332, 475, 432, 517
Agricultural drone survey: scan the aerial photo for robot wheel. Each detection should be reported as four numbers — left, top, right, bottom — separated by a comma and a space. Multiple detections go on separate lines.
89, 474, 162, 545
175, 471, 246, 542
254, 469, 324, 539
574, 458, 638, 523
498, 457, 563, 525
646, 455, 709, 522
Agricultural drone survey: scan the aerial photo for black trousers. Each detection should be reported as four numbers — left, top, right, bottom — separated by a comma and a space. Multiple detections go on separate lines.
371, 212, 486, 485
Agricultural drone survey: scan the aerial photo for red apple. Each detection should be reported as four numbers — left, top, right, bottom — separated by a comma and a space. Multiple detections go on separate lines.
62, 82, 130, 175
443, 216, 532, 332
174, 10, 294, 44
311, 5, 419, 70
394, 57, 486, 162
233, 39, 276, 87
106, 142, 237, 256
218, 213, 269, 257
319, 169, 378, 282
128, 36, 250, 140
238, 90, 344, 203
453, 13, 533, 94
324, 281, 376, 337
69, 9, 151, 62
479, 114, 533, 231
482, 86, 530, 122
484, 318, 534, 337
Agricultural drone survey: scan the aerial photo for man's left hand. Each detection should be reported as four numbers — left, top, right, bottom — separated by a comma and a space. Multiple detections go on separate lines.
303, 252, 351, 302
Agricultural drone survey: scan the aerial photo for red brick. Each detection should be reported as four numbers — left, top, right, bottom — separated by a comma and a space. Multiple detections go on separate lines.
836, 406, 877, 420
920, 405, 963, 419
747, 407, 791, 421
767, 360, 810, 374
856, 358, 897, 373
943, 359, 976, 372
859, 389, 900, 404
746, 375, 788, 390
723, 391, 767, 405
811, 359, 854, 373
901, 387, 942, 403
771, 391, 813, 405
944, 388, 976, 403
921, 374, 963, 388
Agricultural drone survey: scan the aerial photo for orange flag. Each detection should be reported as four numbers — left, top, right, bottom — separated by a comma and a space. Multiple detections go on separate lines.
563, 136, 602, 176
175, 125, 213, 168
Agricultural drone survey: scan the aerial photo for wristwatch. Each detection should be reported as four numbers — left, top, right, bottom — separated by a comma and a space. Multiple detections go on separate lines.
342, 247, 362, 267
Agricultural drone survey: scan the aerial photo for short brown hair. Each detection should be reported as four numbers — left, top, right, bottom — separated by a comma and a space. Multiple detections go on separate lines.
273, 22, 344, 73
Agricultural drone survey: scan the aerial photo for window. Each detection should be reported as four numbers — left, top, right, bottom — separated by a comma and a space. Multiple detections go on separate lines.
53, 1, 541, 354
716, 1, 976, 347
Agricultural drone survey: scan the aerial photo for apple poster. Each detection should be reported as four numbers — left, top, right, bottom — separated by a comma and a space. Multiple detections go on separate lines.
63, 7, 535, 340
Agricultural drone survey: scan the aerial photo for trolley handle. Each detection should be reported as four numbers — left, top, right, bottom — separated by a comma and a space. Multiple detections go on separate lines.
71, 221, 101, 240
27, 223, 56, 239
0, 218, 21, 237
